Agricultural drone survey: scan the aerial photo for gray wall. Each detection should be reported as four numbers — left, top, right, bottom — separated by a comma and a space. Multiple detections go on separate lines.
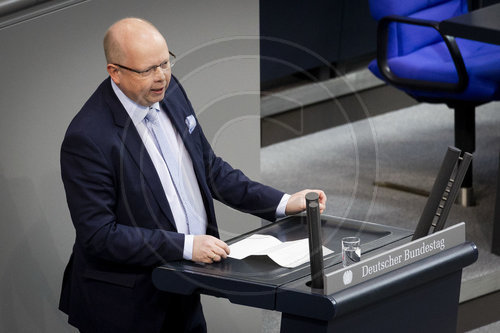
0, 0, 267, 332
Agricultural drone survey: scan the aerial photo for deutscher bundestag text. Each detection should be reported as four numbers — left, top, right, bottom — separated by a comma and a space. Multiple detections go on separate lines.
362, 239, 445, 278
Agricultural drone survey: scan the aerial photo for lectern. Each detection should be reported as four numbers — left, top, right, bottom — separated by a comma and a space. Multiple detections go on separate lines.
153, 215, 477, 332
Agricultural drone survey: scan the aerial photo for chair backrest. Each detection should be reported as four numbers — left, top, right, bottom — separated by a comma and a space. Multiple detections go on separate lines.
369, 0, 468, 57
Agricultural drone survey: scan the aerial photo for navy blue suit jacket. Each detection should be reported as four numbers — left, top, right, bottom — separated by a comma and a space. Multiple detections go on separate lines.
59, 76, 284, 332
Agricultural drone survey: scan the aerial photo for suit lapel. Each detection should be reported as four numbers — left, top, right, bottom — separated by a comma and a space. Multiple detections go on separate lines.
104, 79, 177, 231
161, 98, 208, 190
161, 95, 216, 227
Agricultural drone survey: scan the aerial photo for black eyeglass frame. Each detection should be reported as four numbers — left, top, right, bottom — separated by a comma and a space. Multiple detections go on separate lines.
113, 51, 176, 77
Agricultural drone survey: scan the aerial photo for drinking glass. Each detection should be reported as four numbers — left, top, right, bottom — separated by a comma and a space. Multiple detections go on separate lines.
342, 236, 361, 267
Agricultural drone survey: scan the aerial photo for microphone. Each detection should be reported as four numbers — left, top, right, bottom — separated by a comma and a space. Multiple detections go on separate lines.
306, 192, 324, 290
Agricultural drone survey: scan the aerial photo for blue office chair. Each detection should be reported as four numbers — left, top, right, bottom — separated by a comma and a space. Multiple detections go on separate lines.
368, 0, 500, 205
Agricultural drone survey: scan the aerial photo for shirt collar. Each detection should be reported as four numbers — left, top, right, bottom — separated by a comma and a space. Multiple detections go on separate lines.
110, 79, 160, 126
150, 102, 161, 112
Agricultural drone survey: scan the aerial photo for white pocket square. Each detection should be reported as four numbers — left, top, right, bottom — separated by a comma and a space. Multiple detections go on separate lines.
185, 115, 197, 134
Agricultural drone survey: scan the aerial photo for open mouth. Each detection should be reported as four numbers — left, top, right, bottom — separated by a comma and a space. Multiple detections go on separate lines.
151, 87, 164, 94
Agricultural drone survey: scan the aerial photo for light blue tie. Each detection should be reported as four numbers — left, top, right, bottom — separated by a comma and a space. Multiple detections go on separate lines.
144, 107, 204, 234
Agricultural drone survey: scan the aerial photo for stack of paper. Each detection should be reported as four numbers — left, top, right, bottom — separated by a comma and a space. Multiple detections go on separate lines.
228, 234, 333, 268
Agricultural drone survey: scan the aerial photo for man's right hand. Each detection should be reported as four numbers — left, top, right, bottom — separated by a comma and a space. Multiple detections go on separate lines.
192, 235, 230, 263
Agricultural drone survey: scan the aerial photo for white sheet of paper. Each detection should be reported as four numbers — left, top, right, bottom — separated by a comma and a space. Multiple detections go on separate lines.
228, 234, 333, 268
228, 234, 282, 260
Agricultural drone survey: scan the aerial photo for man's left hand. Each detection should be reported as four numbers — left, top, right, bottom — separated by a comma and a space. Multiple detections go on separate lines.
285, 189, 327, 215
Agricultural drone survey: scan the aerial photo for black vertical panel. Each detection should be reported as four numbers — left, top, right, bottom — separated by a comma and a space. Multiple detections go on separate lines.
338, 0, 377, 62
475, 0, 500, 9
260, 0, 343, 83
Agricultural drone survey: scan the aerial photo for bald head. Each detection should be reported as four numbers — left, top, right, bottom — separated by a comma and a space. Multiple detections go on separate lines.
103, 18, 166, 64
104, 18, 172, 106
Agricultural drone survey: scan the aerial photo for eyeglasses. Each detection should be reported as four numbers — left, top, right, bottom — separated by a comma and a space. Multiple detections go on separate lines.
113, 51, 176, 78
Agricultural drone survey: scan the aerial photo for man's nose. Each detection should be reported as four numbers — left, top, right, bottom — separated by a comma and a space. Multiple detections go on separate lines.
152, 66, 166, 80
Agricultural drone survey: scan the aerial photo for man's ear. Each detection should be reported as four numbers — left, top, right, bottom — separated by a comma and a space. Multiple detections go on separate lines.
107, 64, 120, 85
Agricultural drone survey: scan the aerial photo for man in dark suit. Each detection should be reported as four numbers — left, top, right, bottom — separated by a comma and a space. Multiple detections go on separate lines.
59, 18, 326, 332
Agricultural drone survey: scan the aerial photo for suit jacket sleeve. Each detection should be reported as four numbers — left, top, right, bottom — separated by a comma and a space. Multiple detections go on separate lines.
170, 77, 286, 222
205, 146, 285, 221
197, 117, 285, 222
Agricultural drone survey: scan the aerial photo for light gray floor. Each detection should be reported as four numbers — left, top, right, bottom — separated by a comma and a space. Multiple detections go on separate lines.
260, 101, 500, 331
469, 321, 500, 333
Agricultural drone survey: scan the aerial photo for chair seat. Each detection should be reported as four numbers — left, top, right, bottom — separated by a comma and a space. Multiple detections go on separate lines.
369, 38, 500, 102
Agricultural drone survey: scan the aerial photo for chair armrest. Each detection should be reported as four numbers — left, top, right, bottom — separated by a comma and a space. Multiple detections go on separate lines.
377, 15, 468, 92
